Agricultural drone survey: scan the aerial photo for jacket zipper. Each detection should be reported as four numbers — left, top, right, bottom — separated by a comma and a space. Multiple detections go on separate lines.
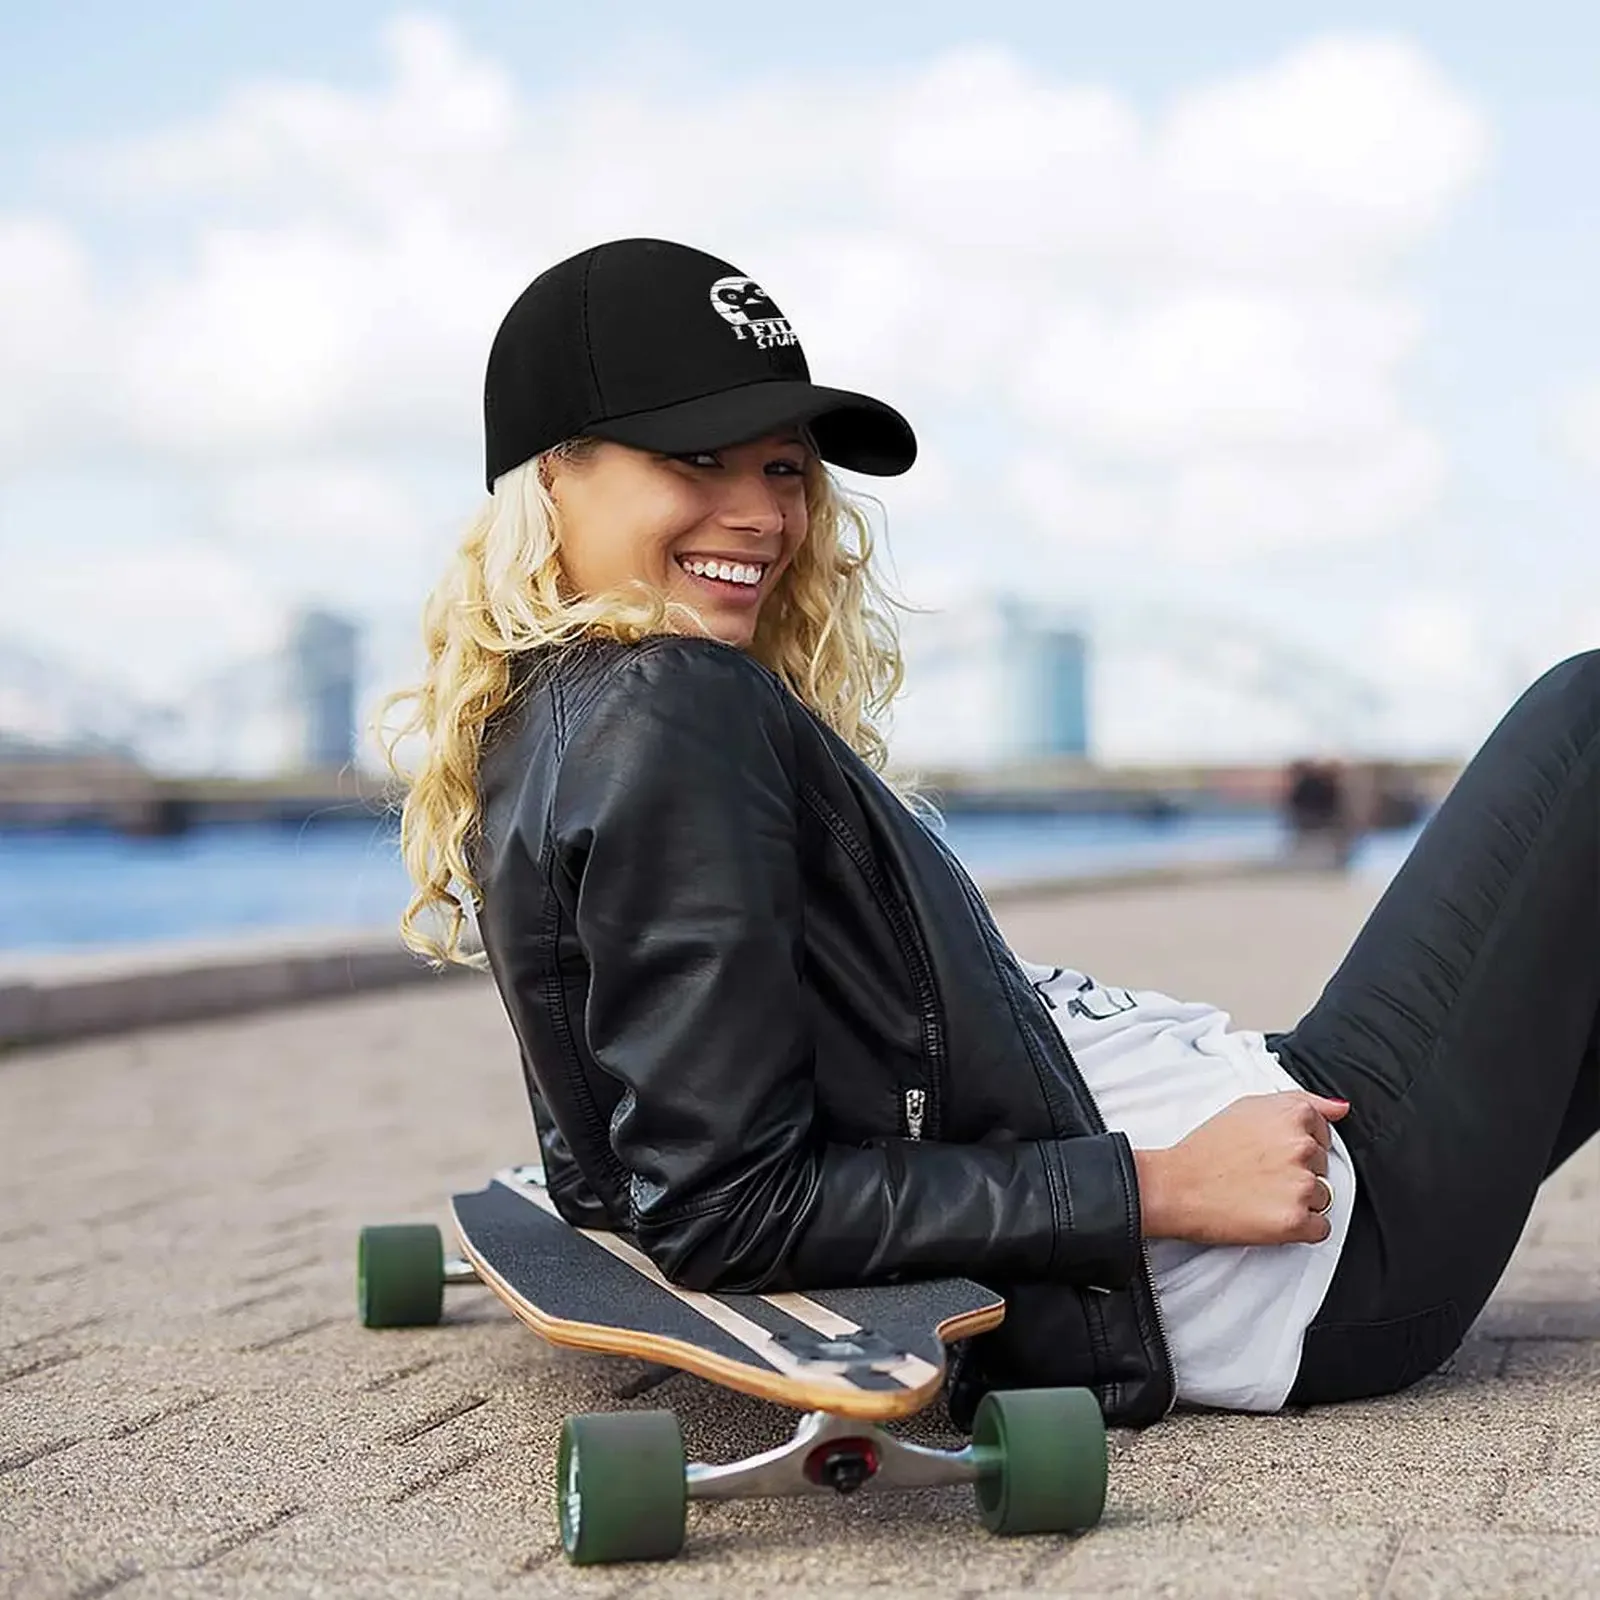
925, 827, 1177, 1416
1139, 1241, 1177, 1413
803, 785, 944, 1144
903, 1087, 927, 1140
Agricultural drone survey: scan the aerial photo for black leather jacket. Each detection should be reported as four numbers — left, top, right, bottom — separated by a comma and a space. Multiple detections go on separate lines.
472, 634, 1175, 1427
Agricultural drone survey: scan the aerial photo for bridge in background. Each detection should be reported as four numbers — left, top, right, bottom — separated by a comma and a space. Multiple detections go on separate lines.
0, 750, 1461, 835
0, 758, 388, 835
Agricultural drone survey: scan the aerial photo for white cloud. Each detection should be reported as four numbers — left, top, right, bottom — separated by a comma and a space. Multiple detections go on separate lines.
1164, 427, 1445, 561
1158, 36, 1488, 274
1556, 379, 1600, 474
0, 19, 1495, 762
0, 217, 104, 457
89, 15, 520, 219
1017, 291, 1425, 458
1004, 456, 1155, 556
0, 541, 282, 700
211, 461, 431, 568
1374, 593, 1481, 681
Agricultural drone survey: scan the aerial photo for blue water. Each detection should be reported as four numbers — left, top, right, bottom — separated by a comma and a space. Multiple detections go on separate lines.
0, 809, 1431, 956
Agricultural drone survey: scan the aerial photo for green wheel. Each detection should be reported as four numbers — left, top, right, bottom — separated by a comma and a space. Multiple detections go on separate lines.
357, 1224, 444, 1328
558, 1411, 687, 1565
972, 1387, 1108, 1536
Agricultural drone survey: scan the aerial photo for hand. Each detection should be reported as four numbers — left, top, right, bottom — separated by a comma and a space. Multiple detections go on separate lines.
1134, 1092, 1349, 1247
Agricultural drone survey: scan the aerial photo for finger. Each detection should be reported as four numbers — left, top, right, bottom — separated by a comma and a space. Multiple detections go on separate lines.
1304, 1172, 1335, 1216
1301, 1212, 1334, 1245
1308, 1093, 1351, 1123
1293, 1203, 1335, 1246
1294, 1099, 1334, 1148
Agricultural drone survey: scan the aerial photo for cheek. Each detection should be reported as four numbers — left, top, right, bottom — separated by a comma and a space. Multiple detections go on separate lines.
567, 479, 700, 583
647, 485, 709, 562
558, 505, 629, 588
785, 495, 810, 553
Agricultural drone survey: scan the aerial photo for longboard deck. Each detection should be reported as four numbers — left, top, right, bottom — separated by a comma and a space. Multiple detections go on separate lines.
452, 1167, 1005, 1420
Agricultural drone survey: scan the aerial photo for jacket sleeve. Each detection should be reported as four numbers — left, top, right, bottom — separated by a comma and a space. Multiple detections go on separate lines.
551, 640, 1144, 1294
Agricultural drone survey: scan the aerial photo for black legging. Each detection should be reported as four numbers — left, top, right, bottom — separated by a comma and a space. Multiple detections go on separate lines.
1263, 650, 1600, 1405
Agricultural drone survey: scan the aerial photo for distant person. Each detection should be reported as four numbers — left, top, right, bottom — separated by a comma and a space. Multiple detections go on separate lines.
382, 237, 1597, 1430
1284, 757, 1357, 869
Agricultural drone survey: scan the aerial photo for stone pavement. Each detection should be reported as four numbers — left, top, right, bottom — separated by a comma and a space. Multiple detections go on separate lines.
1, 872, 1594, 1599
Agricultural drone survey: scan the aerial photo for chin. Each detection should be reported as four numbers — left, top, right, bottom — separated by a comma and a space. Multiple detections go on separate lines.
685, 601, 761, 648
709, 617, 758, 650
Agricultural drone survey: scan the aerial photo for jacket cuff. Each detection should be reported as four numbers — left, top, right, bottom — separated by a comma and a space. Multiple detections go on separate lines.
1041, 1130, 1144, 1288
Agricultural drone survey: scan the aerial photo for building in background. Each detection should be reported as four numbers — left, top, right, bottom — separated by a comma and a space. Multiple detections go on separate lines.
0, 614, 376, 778
289, 609, 360, 772
1002, 601, 1090, 761
892, 594, 1093, 769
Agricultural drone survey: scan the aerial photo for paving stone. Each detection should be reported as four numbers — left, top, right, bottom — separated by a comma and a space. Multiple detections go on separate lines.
1553, 1421, 1600, 1471
1497, 1470, 1600, 1536
110, 1577, 539, 1600
1383, 1530, 1600, 1599
1502, 1340, 1600, 1382
1030, 1521, 1400, 1598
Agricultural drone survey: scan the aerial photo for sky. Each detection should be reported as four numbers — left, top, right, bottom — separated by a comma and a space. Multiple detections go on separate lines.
1, 2, 1597, 770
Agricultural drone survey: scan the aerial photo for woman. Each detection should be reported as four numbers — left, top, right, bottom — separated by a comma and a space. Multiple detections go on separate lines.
383, 237, 1598, 1429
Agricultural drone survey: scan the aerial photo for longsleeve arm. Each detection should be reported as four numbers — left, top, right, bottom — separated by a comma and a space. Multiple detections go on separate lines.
551, 640, 1142, 1293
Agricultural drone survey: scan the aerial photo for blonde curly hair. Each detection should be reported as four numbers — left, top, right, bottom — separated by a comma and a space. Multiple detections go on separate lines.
377, 441, 924, 968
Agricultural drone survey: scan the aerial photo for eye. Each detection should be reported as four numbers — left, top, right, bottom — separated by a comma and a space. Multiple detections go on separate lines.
669, 450, 721, 469
766, 457, 806, 477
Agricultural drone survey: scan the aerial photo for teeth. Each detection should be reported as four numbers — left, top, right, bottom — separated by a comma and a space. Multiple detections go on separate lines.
680, 557, 765, 586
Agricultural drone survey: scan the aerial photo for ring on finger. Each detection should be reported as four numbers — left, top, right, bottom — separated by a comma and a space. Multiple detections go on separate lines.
1311, 1174, 1335, 1216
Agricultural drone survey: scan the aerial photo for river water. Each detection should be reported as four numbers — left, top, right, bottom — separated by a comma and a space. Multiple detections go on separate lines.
0, 809, 1430, 956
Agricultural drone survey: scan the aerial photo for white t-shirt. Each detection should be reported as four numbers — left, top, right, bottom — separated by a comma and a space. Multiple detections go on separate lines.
1014, 956, 1355, 1412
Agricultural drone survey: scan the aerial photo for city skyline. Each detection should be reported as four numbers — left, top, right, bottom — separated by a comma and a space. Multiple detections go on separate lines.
0, 584, 1441, 779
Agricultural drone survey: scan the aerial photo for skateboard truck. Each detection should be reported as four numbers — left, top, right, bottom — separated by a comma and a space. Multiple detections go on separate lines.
556, 1387, 1106, 1565
688, 1408, 993, 1500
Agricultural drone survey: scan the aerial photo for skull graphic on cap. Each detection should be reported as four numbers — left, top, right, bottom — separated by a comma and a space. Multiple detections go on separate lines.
708, 275, 799, 350
709, 276, 783, 326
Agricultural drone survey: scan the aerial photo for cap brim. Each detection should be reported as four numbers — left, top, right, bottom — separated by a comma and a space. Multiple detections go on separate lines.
586, 380, 916, 476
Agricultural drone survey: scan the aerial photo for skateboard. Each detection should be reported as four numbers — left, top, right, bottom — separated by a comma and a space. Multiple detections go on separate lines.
357, 1164, 1107, 1564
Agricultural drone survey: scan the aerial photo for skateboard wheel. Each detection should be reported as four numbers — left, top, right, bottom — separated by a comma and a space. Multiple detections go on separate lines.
971, 1387, 1107, 1536
558, 1411, 687, 1565
357, 1224, 444, 1328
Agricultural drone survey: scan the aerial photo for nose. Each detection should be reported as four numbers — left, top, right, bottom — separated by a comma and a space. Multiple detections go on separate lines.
714, 465, 786, 538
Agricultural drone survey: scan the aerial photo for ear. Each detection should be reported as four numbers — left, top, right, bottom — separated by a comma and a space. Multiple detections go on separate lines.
538, 438, 602, 502
537, 452, 577, 517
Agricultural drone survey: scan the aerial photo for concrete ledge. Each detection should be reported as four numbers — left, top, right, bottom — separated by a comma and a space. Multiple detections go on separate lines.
0, 925, 481, 1051
0, 854, 1327, 1051
979, 852, 1319, 905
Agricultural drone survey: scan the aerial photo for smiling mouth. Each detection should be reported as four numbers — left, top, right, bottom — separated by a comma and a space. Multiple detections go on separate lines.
675, 555, 769, 591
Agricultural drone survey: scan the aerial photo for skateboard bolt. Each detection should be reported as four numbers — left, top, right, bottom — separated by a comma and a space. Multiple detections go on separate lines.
804, 1440, 880, 1496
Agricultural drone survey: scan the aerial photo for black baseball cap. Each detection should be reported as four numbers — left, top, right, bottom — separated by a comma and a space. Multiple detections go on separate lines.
483, 238, 917, 490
